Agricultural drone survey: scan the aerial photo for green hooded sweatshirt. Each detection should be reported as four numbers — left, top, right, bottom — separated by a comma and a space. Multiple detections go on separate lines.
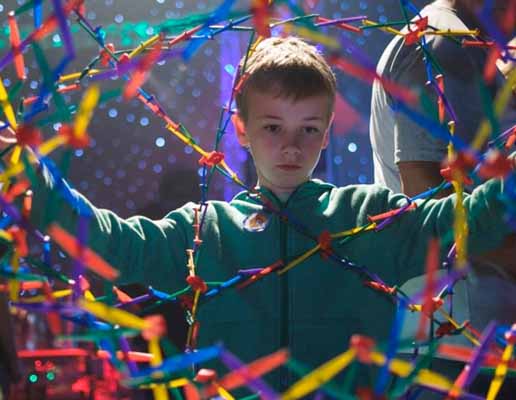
29, 170, 510, 389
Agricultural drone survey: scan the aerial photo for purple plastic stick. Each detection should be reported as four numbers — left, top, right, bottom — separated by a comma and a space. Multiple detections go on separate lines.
219, 349, 278, 399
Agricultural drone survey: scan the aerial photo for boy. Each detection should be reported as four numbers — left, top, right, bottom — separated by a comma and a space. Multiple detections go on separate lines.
19, 36, 516, 393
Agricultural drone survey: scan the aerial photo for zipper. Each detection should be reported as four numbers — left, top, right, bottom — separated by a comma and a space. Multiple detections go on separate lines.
279, 201, 289, 390
256, 185, 308, 390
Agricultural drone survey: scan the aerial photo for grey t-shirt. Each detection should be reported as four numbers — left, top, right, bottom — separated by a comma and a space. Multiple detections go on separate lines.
370, 0, 502, 192
369, 0, 516, 347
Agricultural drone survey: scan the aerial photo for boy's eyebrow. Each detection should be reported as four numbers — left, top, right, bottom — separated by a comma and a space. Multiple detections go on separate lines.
258, 115, 282, 119
302, 116, 324, 121
257, 115, 325, 121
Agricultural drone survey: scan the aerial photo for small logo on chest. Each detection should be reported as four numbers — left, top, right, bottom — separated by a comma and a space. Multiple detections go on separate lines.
243, 212, 270, 232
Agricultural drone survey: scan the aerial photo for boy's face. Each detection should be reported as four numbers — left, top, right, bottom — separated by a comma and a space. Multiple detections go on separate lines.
233, 91, 333, 200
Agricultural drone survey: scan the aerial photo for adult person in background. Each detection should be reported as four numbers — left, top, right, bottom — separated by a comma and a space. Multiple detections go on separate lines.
369, 0, 516, 397
371, 0, 514, 195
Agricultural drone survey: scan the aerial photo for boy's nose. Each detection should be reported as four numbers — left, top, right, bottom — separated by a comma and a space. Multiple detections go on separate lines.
281, 143, 301, 157
281, 134, 301, 156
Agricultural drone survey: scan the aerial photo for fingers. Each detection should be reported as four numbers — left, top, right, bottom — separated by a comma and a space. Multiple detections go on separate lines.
0, 123, 17, 146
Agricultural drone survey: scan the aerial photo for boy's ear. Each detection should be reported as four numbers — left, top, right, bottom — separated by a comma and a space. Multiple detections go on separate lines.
321, 112, 334, 150
231, 113, 249, 147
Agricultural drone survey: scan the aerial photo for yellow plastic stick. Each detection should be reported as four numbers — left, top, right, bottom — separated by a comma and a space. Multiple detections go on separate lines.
452, 172, 468, 268
167, 378, 189, 388
0, 230, 12, 241
216, 386, 235, 400
8, 251, 20, 301
369, 351, 453, 391
422, 29, 479, 37
38, 135, 68, 156
128, 34, 161, 59
278, 223, 378, 275
74, 85, 100, 138
0, 135, 66, 182
416, 369, 454, 392
332, 223, 377, 239
19, 289, 72, 303
250, 36, 264, 53
165, 124, 245, 187
165, 124, 207, 156
446, 122, 468, 269
149, 337, 170, 400
9, 146, 22, 166
58, 69, 102, 83
277, 245, 320, 275
79, 299, 148, 331
438, 309, 480, 347
486, 342, 514, 400
84, 290, 96, 301
447, 121, 456, 159
281, 349, 356, 400
363, 19, 402, 35
278, 222, 378, 275
141, 378, 190, 389
186, 289, 201, 348
0, 76, 17, 129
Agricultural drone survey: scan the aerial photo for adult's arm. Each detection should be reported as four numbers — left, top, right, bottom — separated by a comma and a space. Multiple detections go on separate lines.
398, 160, 446, 197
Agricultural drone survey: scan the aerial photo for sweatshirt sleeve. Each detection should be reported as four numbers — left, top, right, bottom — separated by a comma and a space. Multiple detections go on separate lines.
27, 164, 191, 293
385, 178, 512, 283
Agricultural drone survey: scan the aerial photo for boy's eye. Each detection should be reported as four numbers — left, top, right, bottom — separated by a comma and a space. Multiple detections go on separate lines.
303, 126, 320, 135
264, 124, 281, 134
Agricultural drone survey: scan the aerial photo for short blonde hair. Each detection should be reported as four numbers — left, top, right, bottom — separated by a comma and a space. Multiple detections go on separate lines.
235, 36, 337, 121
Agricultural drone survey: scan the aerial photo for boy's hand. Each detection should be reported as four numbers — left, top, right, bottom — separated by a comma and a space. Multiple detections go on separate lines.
0, 123, 17, 166
510, 152, 516, 170
0, 124, 17, 147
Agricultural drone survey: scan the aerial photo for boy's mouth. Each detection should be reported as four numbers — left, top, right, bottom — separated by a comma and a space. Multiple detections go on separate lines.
277, 164, 301, 171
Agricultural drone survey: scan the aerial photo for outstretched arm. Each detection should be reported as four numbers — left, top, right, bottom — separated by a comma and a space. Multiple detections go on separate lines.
27, 163, 192, 292
385, 174, 516, 283
0, 126, 191, 293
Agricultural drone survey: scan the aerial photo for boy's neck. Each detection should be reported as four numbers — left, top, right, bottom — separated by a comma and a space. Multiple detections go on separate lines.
256, 185, 292, 203
271, 190, 292, 203
256, 179, 311, 204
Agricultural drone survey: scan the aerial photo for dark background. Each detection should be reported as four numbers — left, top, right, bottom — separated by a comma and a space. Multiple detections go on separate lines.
0, 0, 426, 218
